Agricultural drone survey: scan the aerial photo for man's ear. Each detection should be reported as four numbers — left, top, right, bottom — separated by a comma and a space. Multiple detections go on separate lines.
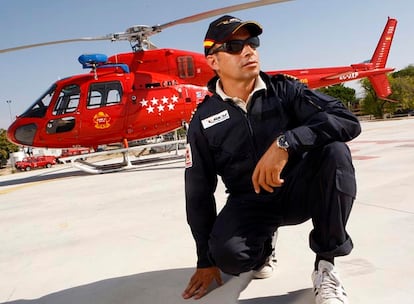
205, 55, 219, 71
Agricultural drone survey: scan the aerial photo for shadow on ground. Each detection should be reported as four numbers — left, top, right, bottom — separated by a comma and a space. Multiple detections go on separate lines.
0, 167, 89, 187
0, 159, 184, 188
2, 268, 312, 304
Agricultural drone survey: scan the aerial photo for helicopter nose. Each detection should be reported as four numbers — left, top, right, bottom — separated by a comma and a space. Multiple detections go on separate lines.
8, 123, 37, 146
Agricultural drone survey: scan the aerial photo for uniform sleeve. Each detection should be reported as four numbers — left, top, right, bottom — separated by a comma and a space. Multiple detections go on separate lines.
185, 110, 218, 268
281, 78, 361, 154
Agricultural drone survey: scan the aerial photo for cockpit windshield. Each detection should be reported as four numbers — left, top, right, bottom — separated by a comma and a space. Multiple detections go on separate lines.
20, 84, 57, 118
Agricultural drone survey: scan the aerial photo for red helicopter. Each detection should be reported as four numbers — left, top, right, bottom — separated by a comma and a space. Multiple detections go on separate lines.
2, 0, 397, 152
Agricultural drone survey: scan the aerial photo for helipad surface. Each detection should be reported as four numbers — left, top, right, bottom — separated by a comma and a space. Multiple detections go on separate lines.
1, 118, 413, 303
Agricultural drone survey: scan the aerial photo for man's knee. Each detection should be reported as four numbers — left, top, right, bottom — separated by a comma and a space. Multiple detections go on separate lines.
208, 236, 255, 275
320, 142, 356, 197
320, 142, 353, 168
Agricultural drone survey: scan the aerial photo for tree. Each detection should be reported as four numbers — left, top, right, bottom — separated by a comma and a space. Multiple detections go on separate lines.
0, 129, 19, 166
359, 65, 414, 118
359, 77, 388, 118
392, 64, 414, 78
317, 84, 357, 110
389, 65, 414, 110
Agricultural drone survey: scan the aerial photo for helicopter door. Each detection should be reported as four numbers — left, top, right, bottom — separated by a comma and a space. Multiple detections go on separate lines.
79, 80, 126, 142
43, 84, 81, 144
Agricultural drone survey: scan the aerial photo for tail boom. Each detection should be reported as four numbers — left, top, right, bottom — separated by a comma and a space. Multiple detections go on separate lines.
266, 17, 397, 99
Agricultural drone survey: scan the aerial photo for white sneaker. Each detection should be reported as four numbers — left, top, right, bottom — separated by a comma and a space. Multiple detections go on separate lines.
252, 231, 278, 279
252, 253, 277, 279
312, 260, 348, 304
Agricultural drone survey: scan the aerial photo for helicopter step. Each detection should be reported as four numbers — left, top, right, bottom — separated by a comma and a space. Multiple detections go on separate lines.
59, 139, 186, 174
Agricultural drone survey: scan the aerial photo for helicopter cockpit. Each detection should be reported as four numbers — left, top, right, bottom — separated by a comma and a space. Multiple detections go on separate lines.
20, 84, 56, 118
19, 82, 83, 119
12, 82, 83, 145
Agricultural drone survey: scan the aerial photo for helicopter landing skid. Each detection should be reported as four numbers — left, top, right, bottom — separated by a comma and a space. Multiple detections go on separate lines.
59, 139, 186, 174
72, 154, 185, 174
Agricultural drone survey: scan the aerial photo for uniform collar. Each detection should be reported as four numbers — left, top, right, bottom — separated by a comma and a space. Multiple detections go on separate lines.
215, 75, 267, 112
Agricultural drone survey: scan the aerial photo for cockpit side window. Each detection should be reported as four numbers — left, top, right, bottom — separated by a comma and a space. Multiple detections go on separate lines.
87, 81, 122, 109
177, 56, 195, 79
52, 84, 81, 115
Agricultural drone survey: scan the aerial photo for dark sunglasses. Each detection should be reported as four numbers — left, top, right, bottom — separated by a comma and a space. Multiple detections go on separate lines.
208, 36, 260, 55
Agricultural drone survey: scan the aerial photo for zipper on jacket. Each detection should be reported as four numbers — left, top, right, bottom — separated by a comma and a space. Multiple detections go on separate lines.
226, 99, 259, 162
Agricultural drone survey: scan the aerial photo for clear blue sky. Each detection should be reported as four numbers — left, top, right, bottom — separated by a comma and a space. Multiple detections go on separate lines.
1, 0, 413, 129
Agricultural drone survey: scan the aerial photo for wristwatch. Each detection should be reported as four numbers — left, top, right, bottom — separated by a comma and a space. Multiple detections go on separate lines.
276, 134, 290, 152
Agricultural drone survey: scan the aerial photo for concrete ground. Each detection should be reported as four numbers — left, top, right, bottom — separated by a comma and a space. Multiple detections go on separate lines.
0, 118, 413, 304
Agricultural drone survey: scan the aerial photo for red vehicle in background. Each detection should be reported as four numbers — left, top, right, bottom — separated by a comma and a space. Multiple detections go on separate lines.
57, 147, 92, 163
15, 155, 57, 171
60, 147, 91, 158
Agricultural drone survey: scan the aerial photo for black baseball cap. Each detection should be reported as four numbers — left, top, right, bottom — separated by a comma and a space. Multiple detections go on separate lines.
203, 15, 263, 56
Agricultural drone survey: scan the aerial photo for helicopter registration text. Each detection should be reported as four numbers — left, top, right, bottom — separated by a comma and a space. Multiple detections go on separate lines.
339, 72, 359, 81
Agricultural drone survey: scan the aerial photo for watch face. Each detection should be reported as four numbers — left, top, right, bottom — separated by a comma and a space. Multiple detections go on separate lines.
278, 135, 289, 149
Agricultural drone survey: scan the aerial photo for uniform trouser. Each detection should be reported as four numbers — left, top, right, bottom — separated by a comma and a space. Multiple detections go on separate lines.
208, 142, 356, 276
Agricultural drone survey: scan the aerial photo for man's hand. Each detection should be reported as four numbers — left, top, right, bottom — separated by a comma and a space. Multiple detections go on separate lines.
252, 141, 289, 193
182, 266, 223, 300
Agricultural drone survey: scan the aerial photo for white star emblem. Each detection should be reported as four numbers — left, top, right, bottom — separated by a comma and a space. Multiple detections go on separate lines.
151, 97, 159, 105
147, 105, 154, 113
157, 104, 165, 113
168, 103, 175, 110
171, 95, 179, 103
140, 98, 148, 107
161, 96, 169, 104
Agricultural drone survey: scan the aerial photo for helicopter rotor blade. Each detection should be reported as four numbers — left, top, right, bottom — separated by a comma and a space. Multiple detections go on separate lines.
0, 36, 115, 54
124, 0, 293, 49
157, 0, 292, 31
0, 0, 292, 53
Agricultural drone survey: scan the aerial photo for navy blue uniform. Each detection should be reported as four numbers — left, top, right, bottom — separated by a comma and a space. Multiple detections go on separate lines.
185, 72, 361, 274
